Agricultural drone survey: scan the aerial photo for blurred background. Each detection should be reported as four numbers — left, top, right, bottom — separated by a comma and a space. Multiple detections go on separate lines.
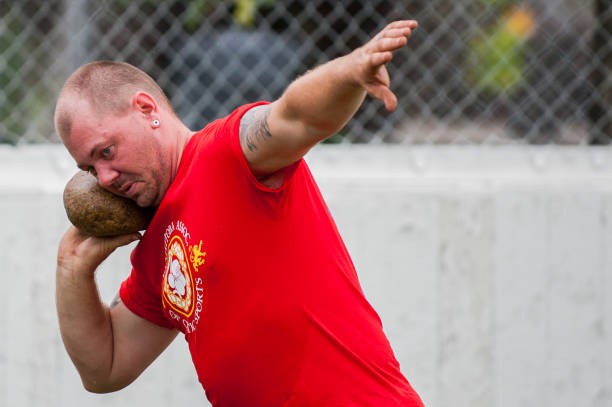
1, 0, 611, 145
2, 1, 612, 407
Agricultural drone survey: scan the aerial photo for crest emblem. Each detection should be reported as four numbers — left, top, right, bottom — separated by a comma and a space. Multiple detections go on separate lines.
163, 235, 195, 317
162, 220, 206, 333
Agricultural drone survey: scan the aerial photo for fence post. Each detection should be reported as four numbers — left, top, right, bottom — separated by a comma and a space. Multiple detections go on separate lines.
590, 0, 612, 144
65, 0, 91, 70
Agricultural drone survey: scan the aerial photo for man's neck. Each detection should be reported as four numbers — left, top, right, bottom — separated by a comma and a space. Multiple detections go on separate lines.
170, 125, 196, 184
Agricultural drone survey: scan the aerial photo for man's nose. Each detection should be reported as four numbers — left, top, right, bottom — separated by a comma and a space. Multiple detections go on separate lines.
96, 165, 119, 190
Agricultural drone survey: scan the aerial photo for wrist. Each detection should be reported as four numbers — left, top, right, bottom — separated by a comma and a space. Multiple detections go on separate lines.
57, 256, 97, 281
330, 53, 364, 90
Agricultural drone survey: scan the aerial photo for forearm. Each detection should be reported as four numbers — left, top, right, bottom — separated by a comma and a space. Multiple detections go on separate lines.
241, 20, 416, 175
276, 54, 366, 140
56, 263, 115, 392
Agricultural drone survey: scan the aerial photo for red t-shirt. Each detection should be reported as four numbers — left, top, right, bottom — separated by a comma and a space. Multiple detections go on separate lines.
120, 102, 424, 407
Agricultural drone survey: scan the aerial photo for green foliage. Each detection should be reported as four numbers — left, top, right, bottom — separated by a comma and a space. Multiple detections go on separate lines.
234, 0, 276, 27
183, 0, 215, 31
464, 5, 534, 96
465, 24, 526, 95
114, 0, 276, 30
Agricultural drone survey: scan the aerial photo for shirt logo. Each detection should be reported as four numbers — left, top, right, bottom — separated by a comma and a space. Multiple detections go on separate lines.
162, 220, 206, 333
163, 236, 195, 316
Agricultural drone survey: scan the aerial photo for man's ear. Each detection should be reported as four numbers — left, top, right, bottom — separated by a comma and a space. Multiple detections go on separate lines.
132, 92, 158, 116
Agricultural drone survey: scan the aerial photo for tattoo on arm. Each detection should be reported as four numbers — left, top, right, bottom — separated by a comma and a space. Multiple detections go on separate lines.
239, 105, 272, 152
110, 292, 122, 308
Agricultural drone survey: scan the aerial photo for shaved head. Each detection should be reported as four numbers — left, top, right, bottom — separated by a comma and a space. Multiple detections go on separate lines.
54, 61, 173, 140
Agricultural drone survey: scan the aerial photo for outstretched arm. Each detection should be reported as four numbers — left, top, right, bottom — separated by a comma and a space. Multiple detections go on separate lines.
240, 20, 418, 176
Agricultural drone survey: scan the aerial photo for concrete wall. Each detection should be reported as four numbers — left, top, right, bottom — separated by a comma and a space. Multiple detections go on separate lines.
1, 144, 611, 407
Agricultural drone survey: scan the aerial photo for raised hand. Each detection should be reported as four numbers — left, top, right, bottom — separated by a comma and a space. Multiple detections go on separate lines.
57, 226, 141, 275
238, 19, 419, 176
350, 20, 418, 111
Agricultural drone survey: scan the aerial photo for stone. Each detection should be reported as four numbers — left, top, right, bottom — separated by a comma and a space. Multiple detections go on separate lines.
63, 171, 154, 237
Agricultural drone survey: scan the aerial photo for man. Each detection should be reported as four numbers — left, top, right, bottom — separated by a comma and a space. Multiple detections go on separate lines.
55, 20, 424, 406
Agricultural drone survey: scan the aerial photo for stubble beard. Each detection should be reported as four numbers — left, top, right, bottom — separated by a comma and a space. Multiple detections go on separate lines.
135, 150, 169, 208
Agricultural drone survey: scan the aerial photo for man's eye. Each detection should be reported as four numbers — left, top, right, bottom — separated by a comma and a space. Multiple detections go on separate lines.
102, 146, 112, 157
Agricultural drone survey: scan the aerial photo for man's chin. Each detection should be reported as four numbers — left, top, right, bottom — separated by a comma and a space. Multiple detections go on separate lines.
134, 196, 153, 208
134, 191, 161, 208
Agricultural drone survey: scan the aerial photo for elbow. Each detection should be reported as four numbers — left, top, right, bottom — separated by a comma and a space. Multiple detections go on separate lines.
83, 385, 108, 394
82, 377, 129, 394
82, 381, 109, 394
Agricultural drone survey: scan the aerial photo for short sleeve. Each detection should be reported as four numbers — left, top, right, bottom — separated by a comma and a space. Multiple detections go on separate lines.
221, 101, 302, 193
119, 247, 174, 329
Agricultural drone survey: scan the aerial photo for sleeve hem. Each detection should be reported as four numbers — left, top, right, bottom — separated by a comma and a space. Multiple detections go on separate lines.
120, 279, 174, 329
229, 101, 301, 193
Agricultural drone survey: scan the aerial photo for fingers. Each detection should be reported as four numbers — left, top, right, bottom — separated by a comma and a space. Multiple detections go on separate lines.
104, 232, 142, 251
375, 20, 418, 40
79, 232, 141, 272
94, 232, 141, 264
381, 28, 413, 39
382, 89, 398, 112
58, 226, 89, 258
386, 20, 418, 30
63, 225, 87, 242
381, 20, 418, 38
362, 19, 417, 72
370, 51, 393, 69
59, 226, 141, 269
353, 19, 417, 110
367, 84, 398, 112
62, 225, 140, 253
372, 20, 418, 53
373, 36, 408, 53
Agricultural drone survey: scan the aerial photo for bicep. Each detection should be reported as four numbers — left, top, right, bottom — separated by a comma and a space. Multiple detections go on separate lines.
105, 297, 178, 390
239, 103, 315, 176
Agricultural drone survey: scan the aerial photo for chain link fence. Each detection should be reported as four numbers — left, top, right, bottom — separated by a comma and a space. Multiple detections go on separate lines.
1, 0, 611, 145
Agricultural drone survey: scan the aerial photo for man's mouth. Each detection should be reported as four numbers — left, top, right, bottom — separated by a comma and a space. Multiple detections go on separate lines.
120, 181, 138, 197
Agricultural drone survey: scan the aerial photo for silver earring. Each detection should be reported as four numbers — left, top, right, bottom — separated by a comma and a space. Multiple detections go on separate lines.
152, 119, 160, 128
